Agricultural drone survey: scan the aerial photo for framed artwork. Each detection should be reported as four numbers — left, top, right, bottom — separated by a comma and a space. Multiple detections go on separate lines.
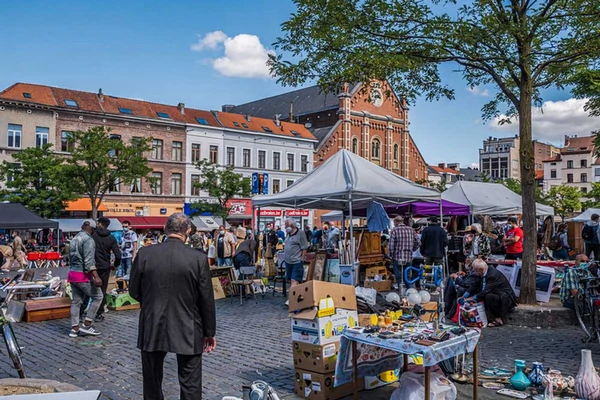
305, 257, 316, 281
313, 252, 327, 281
325, 258, 341, 283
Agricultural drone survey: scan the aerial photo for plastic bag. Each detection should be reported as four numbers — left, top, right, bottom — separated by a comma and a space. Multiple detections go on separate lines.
391, 371, 457, 400
460, 302, 488, 328
355, 287, 377, 305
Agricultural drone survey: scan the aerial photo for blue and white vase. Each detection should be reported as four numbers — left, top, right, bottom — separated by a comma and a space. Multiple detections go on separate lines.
528, 362, 544, 387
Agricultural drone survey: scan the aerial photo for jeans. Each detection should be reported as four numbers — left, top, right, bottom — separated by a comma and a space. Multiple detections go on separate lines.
585, 243, 600, 261
553, 248, 569, 261
392, 260, 407, 288
118, 257, 133, 277
70, 280, 103, 327
562, 297, 575, 310
217, 257, 232, 267
505, 252, 522, 260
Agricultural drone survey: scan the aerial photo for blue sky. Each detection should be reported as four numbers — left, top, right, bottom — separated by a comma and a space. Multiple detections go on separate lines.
1, 0, 597, 168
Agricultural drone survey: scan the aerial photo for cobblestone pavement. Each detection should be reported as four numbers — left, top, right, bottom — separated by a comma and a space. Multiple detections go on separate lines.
1, 293, 599, 399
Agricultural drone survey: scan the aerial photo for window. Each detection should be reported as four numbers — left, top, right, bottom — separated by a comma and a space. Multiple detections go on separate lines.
233, 122, 240, 127
581, 173, 588, 183
273, 152, 281, 170
151, 172, 162, 194
581, 159, 588, 168
393, 144, 399, 161
172, 141, 182, 161
171, 173, 182, 195
582, 187, 589, 194
151, 139, 163, 160
291, 130, 300, 136
6, 163, 20, 183
596, 169, 600, 177
226, 147, 235, 166
415, 169, 419, 179
108, 134, 121, 157
567, 160, 574, 169
352, 138, 358, 154
61, 131, 74, 152
301, 155, 308, 173
22, 92, 31, 99
7, 124, 21, 148
191, 174, 201, 196
157, 112, 170, 119
262, 126, 273, 132
35, 126, 49, 148
287, 180, 294, 188
210, 145, 218, 164
273, 179, 280, 194
243, 149, 251, 168
550, 169, 557, 179
242, 123, 249, 128
567, 173, 574, 183
130, 178, 141, 193
191, 144, 201, 163
258, 150, 266, 169
196, 118, 209, 125
287, 153, 295, 171
108, 174, 120, 193
371, 138, 381, 159
118, 107, 133, 114
64, 99, 78, 107
131, 136, 142, 156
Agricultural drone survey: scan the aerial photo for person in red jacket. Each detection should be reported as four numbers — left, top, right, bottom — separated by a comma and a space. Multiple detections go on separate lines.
503, 217, 524, 260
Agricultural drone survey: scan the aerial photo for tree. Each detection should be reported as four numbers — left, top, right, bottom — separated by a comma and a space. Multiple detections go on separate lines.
62, 127, 153, 220
0, 144, 77, 218
269, 0, 600, 304
581, 182, 600, 210
546, 185, 582, 221
503, 178, 522, 195
429, 179, 447, 192
189, 159, 252, 219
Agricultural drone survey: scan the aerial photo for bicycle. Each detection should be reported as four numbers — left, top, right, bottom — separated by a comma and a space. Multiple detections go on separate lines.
573, 268, 600, 343
0, 273, 27, 378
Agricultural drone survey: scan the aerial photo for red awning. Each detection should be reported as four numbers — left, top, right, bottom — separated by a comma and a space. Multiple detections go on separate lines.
116, 216, 168, 230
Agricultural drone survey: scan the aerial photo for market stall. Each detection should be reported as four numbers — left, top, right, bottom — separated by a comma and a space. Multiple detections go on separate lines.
321, 200, 470, 222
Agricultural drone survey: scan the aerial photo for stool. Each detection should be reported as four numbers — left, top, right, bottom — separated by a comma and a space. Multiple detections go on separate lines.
272, 266, 287, 297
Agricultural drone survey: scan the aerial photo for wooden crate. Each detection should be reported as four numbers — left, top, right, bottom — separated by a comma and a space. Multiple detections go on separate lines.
365, 266, 388, 279
24, 297, 71, 323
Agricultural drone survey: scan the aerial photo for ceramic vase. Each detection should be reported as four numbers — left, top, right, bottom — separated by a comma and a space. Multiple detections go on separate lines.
575, 349, 600, 400
510, 359, 531, 391
529, 362, 544, 387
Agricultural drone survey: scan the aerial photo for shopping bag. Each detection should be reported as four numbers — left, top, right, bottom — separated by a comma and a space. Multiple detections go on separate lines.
459, 302, 488, 328
450, 300, 461, 323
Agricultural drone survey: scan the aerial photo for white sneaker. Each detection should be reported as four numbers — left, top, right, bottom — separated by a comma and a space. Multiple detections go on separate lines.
79, 325, 101, 336
69, 329, 79, 338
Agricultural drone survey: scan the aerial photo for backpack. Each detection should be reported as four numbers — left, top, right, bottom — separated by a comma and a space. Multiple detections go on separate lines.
548, 234, 563, 251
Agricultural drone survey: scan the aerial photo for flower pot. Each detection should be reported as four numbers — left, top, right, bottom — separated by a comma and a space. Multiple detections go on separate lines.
575, 349, 600, 400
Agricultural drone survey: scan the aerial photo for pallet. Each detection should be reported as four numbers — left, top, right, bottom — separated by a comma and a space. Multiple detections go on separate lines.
23, 297, 71, 322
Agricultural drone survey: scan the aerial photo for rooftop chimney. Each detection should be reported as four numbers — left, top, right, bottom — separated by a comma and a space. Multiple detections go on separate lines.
222, 104, 235, 112
245, 114, 251, 122
274, 114, 281, 127
97, 88, 104, 102
438, 163, 446, 170
178, 102, 185, 115
289, 102, 294, 122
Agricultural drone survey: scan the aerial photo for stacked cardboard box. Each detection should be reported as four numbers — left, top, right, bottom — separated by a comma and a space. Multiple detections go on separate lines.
289, 281, 362, 400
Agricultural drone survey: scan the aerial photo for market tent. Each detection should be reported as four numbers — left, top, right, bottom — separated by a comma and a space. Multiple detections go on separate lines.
0, 203, 58, 230
191, 216, 227, 232
566, 208, 600, 222
252, 149, 440, 211
442, 181, 554, 216
52, 218, 123, 233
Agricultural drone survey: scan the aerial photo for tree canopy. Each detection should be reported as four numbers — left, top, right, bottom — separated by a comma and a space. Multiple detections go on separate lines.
62, 126, 153, 220
0, 144, 77, 218
269, 0, 600, 304
546, 185, 582, 220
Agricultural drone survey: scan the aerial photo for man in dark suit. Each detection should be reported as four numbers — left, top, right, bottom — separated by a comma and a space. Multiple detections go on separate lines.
130, 213, 216, 400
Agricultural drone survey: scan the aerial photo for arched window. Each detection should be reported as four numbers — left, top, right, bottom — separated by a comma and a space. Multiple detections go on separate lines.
393, 144, 399, 161
371, 138, 381, 159
352, 138, 358, 154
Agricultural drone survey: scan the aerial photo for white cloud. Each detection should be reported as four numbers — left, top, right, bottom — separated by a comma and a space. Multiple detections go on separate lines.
190, 31, 228, 51
191, 31, 274, 79
467, 86, 490, 97
490, 98, 600, 143
470, 163, 479, 169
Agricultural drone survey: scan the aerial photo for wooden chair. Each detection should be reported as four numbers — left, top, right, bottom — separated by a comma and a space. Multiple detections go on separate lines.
229, 266, 257, 305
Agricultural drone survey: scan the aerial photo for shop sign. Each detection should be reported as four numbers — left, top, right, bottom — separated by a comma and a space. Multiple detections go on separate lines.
227, 199, 252, 215
259, 209, 282, 217
160, 208, 167, 215
107, 208, 135, 214
287, 209, 310, 217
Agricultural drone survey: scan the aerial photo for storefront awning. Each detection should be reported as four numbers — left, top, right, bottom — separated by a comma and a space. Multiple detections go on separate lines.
191, 216, 223, 232
52, 218, 123, 232
116, 216, 168, 230
226, 214, 252, 220
65, 199, 108, 212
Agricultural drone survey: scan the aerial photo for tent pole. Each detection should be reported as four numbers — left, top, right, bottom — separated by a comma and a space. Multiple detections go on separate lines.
349, 193, 355, 285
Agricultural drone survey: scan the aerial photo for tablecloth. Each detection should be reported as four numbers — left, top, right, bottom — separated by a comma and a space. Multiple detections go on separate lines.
334, 328, 481, 386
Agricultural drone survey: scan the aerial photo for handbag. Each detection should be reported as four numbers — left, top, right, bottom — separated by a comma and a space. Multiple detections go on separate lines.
459, 302, 488, 328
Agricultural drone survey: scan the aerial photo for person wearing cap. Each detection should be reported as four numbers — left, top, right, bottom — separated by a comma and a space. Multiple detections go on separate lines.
420, 216, 448, 265
503, 217, 524, 260
68, 221, 103, 337
92, 216, 122, 322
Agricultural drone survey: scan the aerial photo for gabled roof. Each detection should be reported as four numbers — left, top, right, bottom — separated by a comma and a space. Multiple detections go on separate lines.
562, 135, 594, 154
543, 155, 561, 163
429, 166, 462, 175
212, 111, 317, 140
228, 84, 361, 120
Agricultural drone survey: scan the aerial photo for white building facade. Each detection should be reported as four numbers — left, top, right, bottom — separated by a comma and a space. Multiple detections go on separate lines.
542, 135, 595, 195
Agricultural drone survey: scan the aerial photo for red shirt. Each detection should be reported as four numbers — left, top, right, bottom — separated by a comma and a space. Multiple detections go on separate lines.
506, 227, 524, 254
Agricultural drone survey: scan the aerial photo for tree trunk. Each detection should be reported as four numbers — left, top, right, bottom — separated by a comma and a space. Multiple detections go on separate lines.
518, 81, 537, 305
91, 197, 99, 221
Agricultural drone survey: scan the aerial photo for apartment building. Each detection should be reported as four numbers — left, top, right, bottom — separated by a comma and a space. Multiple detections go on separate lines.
428, 163, 464, 186
543, 135, 595, 194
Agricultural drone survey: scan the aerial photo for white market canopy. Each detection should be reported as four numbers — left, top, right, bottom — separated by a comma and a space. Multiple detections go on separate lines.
442, 181, 554, 216
252, 149, 441, 211
566, 208, 600, 222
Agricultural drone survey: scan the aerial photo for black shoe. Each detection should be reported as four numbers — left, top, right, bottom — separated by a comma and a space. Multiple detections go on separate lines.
94, 314, 105, 322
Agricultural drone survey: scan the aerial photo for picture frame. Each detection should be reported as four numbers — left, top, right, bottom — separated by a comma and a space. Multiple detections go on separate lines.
313, 252, 327, 281
305, 257, 316, 281
324, 258, 341, 283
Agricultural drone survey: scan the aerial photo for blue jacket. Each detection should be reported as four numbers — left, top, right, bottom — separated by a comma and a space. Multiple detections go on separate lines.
69, 230, 97, 273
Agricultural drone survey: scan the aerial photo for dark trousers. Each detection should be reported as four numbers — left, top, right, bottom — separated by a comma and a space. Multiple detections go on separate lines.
141, 350, 203, 400
505, 253, 522, 260
586, 243, 600, 261
97, 269, 111, 317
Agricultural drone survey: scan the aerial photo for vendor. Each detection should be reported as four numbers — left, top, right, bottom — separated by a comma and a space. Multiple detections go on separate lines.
560, 254, 595, 310
464, 224, 491, 260
466, 259, 517, 327
233, 227, 256, 270
444, 257, 482, 318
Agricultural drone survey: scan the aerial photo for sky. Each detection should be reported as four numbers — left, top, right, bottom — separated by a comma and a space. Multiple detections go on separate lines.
1, 0, 599, 169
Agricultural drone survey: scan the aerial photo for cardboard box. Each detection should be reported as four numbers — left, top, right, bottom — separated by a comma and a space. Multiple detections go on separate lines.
363, 279, 392, 292
288, 281, 357, 316
291, 309, 358, 345
292, 341, 340, 374
294, 368, 361, 400
365, 266, 387, 279
211, 277, 226, 300
364, 369, 400, 390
